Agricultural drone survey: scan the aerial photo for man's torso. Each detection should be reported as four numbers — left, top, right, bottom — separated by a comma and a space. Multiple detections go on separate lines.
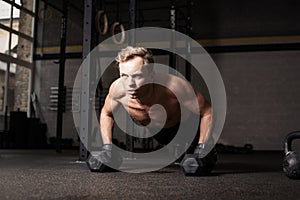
118, 84, 181, 128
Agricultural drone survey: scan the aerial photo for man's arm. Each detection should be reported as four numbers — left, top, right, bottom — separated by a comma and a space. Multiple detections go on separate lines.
100, 81, 122, 145
169, 76, 212, 144
172, 76, 212, 144
100, 93, 115, 144
196, 91, 212, 144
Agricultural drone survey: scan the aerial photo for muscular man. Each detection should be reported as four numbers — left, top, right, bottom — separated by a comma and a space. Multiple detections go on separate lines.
99, 46, 213, 157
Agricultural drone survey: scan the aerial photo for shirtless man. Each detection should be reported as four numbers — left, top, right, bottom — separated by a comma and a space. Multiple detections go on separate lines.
99, 46, 213, 160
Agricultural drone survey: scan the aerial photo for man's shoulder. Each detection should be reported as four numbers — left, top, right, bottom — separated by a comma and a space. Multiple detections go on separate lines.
108, 79, 126, 100
155, 73, 189, 89
154, 73, 197, 99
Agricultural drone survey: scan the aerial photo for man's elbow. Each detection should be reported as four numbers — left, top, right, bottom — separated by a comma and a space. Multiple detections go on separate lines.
201, 106, 212, 119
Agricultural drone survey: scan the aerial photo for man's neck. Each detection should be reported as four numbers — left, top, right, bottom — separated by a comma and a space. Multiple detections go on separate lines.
135, 84, 155, 105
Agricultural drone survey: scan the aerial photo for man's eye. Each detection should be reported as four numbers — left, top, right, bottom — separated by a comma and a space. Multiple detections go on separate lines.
121, 74, 128, 78
133, 75, 142, 79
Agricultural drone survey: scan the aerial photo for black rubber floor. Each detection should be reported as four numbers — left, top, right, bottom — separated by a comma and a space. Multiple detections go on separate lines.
0, 150, 299, 200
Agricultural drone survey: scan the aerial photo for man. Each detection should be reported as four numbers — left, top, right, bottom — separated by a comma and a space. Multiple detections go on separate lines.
99, 46, 213, 158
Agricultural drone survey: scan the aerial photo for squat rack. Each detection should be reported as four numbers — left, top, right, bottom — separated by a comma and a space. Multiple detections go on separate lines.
79, 0, 193, 160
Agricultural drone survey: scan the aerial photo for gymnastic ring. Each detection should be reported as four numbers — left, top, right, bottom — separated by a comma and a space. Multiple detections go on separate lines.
95, 10, 108, 35
111, 22, 125, 44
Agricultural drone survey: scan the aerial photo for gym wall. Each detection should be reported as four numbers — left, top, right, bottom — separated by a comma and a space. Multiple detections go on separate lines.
211, 51, 300, 151
32, 0, 300, 150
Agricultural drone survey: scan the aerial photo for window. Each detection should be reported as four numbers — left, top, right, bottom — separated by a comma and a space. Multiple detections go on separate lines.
0, 0, 36, 115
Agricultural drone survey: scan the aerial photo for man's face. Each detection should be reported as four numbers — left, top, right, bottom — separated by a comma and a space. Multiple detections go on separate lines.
119, 56, 151, 98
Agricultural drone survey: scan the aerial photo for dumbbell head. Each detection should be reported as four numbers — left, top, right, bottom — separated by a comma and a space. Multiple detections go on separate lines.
180, 153, 217, 176
86, 149, 123, 172
87, 151, 109, 172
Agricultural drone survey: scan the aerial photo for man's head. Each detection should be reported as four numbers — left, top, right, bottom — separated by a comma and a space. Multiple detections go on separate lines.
116, 46, 154, 98
115, 46, 154, 66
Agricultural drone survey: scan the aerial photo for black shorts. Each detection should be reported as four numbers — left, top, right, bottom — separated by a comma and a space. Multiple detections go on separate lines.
153, 123, 199, 148
153, 123, 180, 145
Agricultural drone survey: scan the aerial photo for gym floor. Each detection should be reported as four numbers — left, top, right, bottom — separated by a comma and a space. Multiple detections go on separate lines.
0, 150, 299, 200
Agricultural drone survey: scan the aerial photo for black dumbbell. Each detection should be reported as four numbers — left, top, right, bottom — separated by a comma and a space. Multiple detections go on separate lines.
180, 147, 218, 176
283, 131, 300, 179
86, 144, 123, 172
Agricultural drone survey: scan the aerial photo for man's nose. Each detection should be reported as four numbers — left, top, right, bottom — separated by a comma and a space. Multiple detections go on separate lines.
128, 76, 136, 87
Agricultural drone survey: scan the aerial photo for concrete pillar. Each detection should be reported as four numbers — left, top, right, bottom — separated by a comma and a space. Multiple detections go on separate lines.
13, 0, 34, 112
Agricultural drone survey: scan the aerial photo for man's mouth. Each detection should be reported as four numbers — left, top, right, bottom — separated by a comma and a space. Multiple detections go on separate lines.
127, 90, 137, 95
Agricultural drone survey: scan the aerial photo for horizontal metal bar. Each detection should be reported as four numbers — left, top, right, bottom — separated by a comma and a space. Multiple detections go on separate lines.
33, 52, 82, 60
2, 0, 35, 17
33, 43, 300, 63
205, 43, 300, 53
0, 53, 32, 68
0, 23, 34, 42
34, 43, 300, 59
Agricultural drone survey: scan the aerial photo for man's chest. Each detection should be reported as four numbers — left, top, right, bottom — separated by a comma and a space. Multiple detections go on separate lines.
121, 96, 180, 124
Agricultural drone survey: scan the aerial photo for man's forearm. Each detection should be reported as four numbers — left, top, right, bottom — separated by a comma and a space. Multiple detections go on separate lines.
100, 113, 114, 144
198, 113, 212, 144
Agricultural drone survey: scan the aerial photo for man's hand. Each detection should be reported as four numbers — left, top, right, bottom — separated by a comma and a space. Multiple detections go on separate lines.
98, 144, 113, 163
180, 144, 218, 176
86, 144, 122, 172
193, 143, 206, 158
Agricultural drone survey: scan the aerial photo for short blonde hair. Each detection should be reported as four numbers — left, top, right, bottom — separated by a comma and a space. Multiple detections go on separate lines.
115, 46, 154, 65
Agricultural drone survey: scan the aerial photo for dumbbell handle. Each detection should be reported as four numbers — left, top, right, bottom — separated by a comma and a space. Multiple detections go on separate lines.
284, 131, 300, 154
